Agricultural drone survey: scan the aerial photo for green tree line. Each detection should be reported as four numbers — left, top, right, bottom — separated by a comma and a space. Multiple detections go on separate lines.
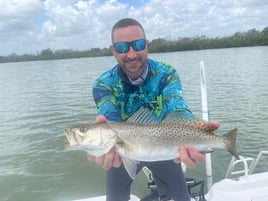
1, 27, 267, 63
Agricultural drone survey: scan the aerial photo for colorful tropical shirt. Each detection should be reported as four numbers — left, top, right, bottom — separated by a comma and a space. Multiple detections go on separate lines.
92, 59, 193, 122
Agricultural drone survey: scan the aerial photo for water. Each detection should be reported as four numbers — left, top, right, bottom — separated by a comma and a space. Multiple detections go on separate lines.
0, 46, 267, 201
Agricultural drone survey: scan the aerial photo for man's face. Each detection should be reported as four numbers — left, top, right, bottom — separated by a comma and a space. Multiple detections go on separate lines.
111, 25, 148, 80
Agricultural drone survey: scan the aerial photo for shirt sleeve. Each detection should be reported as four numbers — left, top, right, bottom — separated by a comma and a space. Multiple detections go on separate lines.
92, 79, 122, 122
162, 68, 194, 119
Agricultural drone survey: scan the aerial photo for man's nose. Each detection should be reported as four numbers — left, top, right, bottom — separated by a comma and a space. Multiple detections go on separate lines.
126, 46, 137, 58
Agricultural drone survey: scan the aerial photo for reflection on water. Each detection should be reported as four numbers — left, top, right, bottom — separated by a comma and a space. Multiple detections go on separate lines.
0, 47, 267, 201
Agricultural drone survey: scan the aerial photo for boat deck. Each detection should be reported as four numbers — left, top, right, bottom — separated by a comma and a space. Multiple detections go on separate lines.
206, 172, 268, 201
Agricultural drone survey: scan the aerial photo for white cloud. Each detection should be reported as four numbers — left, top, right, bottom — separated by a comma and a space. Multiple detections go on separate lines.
36, 0, 129, 52
0, 0, 267, 56
0, 0, 44, 54
0, 0, 41, 37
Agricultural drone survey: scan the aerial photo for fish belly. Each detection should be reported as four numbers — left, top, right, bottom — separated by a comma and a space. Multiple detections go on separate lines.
115, 144, 179, 162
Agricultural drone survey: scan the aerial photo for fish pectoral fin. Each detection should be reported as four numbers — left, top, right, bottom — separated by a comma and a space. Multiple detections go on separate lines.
122, 158, 139, 180
199, 147, 214, 153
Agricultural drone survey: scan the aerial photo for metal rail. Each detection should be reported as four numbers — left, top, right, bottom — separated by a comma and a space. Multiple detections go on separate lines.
249, 151, 268, 174
225, 151, 268, 178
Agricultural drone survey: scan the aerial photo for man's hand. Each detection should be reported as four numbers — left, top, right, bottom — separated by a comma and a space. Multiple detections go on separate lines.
86, 115, 122, 170
174, 121, 220, 168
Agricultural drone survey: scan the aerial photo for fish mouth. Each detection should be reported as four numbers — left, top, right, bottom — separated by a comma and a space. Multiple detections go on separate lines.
64, 129, 71, 149
64, 129, 71, 141
64, 129, 77, 145
64, 128, 83, 148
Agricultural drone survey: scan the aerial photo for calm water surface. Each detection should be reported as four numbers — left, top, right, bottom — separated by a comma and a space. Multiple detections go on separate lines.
0, 46, 267, 201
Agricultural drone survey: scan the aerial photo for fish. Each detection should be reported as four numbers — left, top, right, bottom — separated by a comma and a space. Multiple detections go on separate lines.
64, 108, 239, 179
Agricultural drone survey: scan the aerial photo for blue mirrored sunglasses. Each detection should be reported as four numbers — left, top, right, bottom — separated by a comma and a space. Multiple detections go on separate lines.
113, 39, 146, 54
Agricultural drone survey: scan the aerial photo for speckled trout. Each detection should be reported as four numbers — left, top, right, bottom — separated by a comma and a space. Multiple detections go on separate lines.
65, 108, 239, 179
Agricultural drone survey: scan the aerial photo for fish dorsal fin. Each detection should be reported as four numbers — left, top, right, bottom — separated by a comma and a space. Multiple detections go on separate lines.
121, 158, 139, 180
127, 107, 157, 123
162, 110, 193, 124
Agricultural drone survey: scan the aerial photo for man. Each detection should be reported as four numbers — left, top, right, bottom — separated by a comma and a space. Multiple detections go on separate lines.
88, 18, 219, 201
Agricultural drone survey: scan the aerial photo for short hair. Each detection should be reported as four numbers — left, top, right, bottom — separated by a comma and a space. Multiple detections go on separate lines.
111, 18, 146, 42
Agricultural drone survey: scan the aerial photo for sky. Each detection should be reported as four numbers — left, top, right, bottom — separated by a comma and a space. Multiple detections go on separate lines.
0, 0, 267, 56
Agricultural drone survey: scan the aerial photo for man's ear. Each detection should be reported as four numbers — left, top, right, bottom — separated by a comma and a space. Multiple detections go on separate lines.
110, 45, 116, 56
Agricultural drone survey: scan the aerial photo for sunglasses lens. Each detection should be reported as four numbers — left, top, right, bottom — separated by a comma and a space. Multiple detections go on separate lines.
113, 39, 146, 54
114, 42, 129, 53
132, 39, 146, 51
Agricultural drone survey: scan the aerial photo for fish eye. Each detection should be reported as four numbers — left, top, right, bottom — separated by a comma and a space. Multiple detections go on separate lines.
79, 127, 87, 133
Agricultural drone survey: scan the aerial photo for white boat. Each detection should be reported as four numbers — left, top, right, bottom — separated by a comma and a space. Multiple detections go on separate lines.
71, 61, 268, 201
72, 194, 140, 201
70, 150, 268, 201
206, 151, 268, 201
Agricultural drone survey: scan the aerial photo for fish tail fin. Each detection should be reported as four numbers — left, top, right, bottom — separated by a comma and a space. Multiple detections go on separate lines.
224, 128, 240, 159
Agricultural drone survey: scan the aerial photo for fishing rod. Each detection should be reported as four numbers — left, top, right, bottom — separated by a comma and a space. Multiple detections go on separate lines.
200, 60, 213, 190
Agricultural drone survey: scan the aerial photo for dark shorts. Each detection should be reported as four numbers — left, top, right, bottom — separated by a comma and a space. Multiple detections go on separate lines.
106, 160, 190, 201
